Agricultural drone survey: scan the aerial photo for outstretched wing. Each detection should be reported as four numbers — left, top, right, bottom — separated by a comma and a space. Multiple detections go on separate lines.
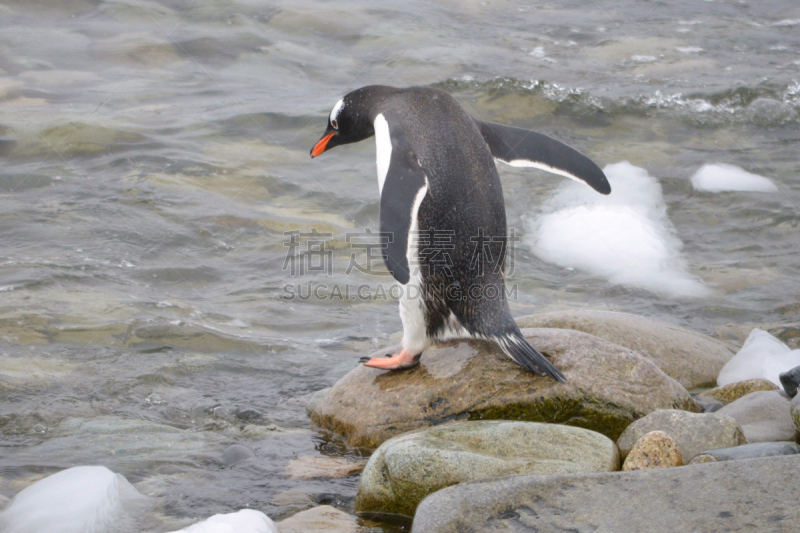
474, 119, 611, 195
375, 114, 429, 285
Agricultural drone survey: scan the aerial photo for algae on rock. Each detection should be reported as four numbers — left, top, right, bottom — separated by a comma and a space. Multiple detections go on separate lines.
355, 420, 619, 517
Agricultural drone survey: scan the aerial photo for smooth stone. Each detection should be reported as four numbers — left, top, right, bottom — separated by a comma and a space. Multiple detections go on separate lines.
271, 489, 314, 514
517, 310, 734, 389
622, 431, 682, 471
690, 442, 800, 464
617, 409, 745, 463
355, 420, 619, 517
284, 456, 365, 479
779, 365, 800, 398
222, 444, 255, 466
688, 454, 717, 464
310, 328, 696, 448
277, 505, 360, 533
716, 390, 797, 443
412, 455, 800, 533
693, 397, 724, 413
696, 378, 778, 405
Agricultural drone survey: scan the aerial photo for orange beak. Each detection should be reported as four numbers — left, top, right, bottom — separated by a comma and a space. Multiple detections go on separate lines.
310, 132, 336, 158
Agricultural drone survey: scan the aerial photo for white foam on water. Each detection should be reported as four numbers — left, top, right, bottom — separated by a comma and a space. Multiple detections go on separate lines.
170, 509, 278, 533
0, 466, 149, 533
690, 163, 778, 193
717, 329, 800, 387
530, 161, 710, 298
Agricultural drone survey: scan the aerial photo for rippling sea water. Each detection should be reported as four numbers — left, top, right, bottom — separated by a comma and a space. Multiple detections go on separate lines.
1, 0, 799, 530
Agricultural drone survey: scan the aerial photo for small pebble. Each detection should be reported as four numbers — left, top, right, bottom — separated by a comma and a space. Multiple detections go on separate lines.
222, 444, 255, 466
779, 365, 800, 398
622, 430, 682, 471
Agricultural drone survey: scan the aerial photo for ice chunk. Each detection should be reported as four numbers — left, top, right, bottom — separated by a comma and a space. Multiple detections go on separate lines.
530, 161, 709, 298
0, 466, 148, 533
170, 509, 278, 533
717, 329, 800, 387
690, 164, 778, 193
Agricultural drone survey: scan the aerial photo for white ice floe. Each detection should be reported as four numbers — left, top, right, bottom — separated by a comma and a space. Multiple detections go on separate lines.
690, 164, 778, 193
169, 509, 278, 533
530, 161, 709, 298
717, 329, 800, 387
0, 466, 149, 533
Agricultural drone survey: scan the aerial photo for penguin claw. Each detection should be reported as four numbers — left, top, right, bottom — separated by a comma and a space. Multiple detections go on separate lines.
361, 350, 421, 370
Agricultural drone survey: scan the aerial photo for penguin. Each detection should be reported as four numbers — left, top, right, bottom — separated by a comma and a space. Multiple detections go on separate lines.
310, 86, 610, 382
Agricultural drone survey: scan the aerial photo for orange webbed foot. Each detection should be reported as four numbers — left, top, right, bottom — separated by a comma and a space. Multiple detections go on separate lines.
359, 349, 421, 370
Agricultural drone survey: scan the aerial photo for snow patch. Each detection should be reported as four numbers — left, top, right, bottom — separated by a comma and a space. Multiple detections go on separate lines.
717, 329, 800, 387
169, 509, 278, 533
690, 164, 778, 193
530, 161, 709, 298
0, 466, 149, 533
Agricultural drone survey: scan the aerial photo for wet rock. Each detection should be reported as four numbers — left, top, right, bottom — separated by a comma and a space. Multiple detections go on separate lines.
222, 444, 255, 466
693, 396, 723, 412
412, 455, 800, 533
696, 378, 778, 405
716, 390, 797, 443
779, 365, 800, 398
517, 310, 733, 389
622, 431, 682, 471
271, 489, 314, 516
355, 420, 619, 517
235, 409, 266, 423
689, 442, 800, 465
310, 328, 696, 448
747, 98, 798, 127
277, 505, 360, 533
305, 388, 331, 416
285, 456, 365, 479
617, 409, 745, 463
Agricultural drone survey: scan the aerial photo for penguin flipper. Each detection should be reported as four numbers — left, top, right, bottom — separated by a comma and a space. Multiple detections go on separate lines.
378, 126, 429, 285
473, 119, 611, 195
495, 331, 567, 383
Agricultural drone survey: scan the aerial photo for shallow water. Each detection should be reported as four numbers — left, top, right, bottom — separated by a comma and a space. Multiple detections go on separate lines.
0, 0, 799, 530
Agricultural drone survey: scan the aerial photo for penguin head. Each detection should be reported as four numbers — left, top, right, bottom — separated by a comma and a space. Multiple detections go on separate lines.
310, 89, 379, 158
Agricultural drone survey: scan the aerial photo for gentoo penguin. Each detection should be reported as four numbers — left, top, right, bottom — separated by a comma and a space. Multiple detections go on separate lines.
310, 86, 610, 382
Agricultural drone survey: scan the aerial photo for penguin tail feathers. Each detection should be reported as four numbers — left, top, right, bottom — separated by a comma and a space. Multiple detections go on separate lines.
495, 331, 566, 383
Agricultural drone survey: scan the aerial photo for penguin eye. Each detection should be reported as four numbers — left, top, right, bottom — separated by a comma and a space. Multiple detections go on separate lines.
331, 119, 339, 129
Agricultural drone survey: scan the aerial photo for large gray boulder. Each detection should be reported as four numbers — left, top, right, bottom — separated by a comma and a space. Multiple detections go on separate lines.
518, 310, 734, 389
412, 455, 800, 533
355, 421, 618, 517
716, 390, 798, 443
616, 409, 745, 463
310, 328, 696, 448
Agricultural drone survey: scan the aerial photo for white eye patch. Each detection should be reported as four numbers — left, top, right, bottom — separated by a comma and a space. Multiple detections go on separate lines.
330, 99, 345, 128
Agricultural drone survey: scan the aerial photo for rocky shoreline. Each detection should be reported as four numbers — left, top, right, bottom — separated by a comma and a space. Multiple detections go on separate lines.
306, 310, 800, 531
4, 310, 800, 532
